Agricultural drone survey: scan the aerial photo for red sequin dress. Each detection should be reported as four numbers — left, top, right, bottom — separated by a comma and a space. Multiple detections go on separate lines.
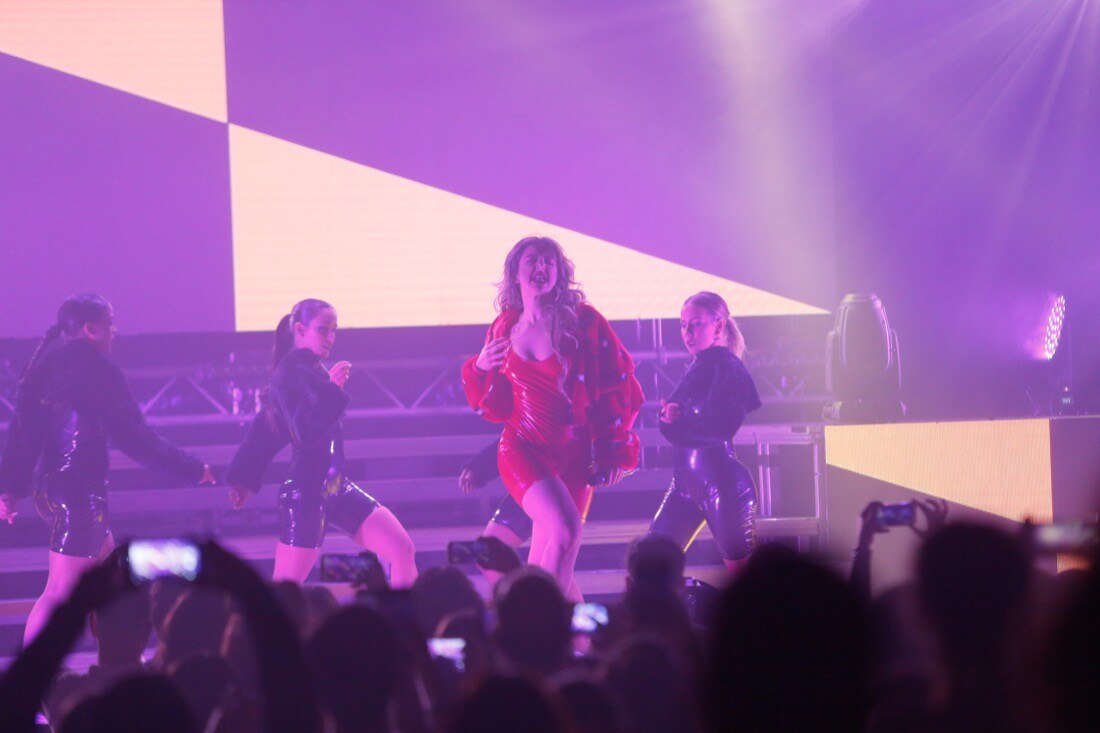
462, 304, 644, 513
496, 350, 592, 508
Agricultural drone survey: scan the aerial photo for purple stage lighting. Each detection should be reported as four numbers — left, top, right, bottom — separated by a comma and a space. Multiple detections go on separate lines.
1022, 292, 1067, 362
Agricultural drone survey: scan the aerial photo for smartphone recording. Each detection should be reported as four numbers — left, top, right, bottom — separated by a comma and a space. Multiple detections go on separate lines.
1031, 522, 1099, 555
427, 637, 467, 672
319, 552, 380, 584
128, 539, 201, 585
447, 540, 490, 565
876, 502, 915, 527
571, 602, 609, 635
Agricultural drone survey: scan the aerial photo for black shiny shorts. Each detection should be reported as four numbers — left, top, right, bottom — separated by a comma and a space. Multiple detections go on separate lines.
35, 479, 110, 558
278, 477, 381, 548
649, 443, 758, 561
488, 493, 534, 542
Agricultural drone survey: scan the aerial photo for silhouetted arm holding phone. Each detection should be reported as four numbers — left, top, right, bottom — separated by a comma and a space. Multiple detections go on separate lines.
196, 540, 321, 733
0, 546, 128, 733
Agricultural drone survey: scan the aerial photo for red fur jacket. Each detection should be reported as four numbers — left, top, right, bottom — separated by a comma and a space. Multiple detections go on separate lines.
461, 303, 644, 475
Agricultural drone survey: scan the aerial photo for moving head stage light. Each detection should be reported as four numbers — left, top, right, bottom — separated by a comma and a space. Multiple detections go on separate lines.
823, 293, 906, 424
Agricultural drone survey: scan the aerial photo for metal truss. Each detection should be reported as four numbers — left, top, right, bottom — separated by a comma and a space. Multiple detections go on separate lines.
0, 345, 828, 426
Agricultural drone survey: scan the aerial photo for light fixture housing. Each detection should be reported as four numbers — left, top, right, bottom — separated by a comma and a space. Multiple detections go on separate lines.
823, 293, 906, 423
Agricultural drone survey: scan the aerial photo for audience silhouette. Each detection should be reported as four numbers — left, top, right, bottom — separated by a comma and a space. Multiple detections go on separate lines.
0, 511, 1095, 733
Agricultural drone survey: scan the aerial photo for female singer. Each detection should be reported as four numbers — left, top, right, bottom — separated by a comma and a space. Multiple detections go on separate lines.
462, 236, 643, 599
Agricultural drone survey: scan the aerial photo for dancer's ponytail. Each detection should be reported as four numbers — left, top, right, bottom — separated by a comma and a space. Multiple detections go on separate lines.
272, 314, 295, 368
271, 298, 334, 368
21, 293, 112, 385
19, 323, 63, 384
724, 317, 746, 360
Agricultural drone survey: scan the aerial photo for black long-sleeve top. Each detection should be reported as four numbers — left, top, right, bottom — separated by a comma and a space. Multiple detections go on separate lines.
227, 348, 349, 492
0, 340, 204, 498
225, 408, 287, 492
658, 345, 762, 448
461, 438, 501, 488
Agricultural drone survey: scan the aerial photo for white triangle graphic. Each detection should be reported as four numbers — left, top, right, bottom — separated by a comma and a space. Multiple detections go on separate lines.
825, 420, 1054, 522
229, 125, 827, 331
0, 0, 227, 121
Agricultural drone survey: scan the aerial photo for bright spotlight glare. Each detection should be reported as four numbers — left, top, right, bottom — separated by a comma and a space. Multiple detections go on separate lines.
1043, 295, 1066, 360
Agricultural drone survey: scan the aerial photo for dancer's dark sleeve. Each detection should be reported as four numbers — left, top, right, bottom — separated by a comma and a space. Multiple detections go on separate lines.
584, 306, 644, 475
0, 372, 48, 499
272, 359, 350, 446
461, 438, 501, 488
659, 351, 762, 446
97, 359, 205, 482
226, 411, 289, 492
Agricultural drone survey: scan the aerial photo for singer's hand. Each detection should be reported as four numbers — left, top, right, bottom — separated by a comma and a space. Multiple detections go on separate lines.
475, 337, 510, 372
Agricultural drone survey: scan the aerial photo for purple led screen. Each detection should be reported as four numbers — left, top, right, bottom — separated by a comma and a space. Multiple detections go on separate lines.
0, 52, 235, 338
3, 0, 838, 338
223, 0, 838, 312
1, 0, 1097, 417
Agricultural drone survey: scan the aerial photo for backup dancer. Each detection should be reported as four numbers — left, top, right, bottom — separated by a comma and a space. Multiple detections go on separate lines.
0, 294, 214, 644
226, 298, 418, 586
648, 292, 762, 571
